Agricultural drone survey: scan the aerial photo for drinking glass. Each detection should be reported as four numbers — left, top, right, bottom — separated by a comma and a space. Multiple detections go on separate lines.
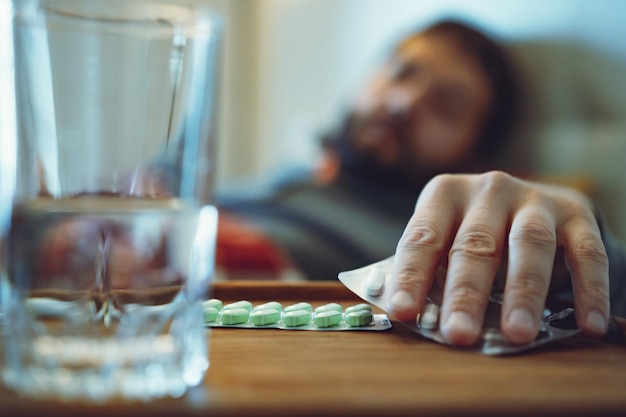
1, 0, 222, 402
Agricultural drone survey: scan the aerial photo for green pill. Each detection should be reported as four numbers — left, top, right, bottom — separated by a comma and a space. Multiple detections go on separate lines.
345, 310, 373, 327
204, 306, 219, 323
202, 298, 223, 311
251, 309, 281, 326
223, 300, 253, 312
314, 303, 342, 314
284, 302, 312, 313
314, 310, 342, 328
344, 303, 373, 315
220, 307, 250, 325
254, 301, 282, 312
283, 310, 311, 327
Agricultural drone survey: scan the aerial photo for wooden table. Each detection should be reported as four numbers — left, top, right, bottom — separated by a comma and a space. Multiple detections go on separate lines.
1, 281, 626, 417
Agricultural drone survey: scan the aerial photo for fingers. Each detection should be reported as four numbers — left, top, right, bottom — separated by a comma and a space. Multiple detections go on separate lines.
386, 175, 459, 322
386, 172, 611, 349
559, 211, 610, 337
501, 187, 609, 343
440, 174, 510, 346
501, 206, 556, 344
441, 225, 504, 346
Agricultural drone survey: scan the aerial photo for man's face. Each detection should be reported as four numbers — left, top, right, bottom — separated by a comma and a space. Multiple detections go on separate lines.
347, 33, 493, 179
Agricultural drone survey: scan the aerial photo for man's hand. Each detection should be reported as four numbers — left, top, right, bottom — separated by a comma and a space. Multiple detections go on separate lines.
386, 171, 610, 346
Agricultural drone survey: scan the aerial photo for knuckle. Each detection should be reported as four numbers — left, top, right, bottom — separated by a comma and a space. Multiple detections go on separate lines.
476, 170, 514, 194
421, 174, 461, 201
509, 221, 556, 250
579, 278, 610, 302
428, 173, 458, 191
393, 268, 431, 294
507, 274, 548, 301
450, 227, 499, 260
446, 278, 486, 308
570, 236, 609, 270
555, 191, 596, 224
398, 221, 444, 253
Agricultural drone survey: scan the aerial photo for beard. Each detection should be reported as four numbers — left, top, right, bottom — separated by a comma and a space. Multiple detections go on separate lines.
326, 113, 440, 192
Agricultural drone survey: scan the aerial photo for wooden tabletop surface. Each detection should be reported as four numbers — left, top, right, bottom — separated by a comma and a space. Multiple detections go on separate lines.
2, 281, 626, 417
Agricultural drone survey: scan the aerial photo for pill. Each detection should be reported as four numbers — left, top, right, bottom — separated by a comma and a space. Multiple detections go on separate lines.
314, 310, 342, 328
223, 300, 253, 312
314, 303, 342, 314
202, 298, 223, 311
254, 301, 282, 312
344, 303, 373, 315
365, 268, 386, 297
283, 310, 311, 327
220, 307, 250, 325
204, 306, 219, 323
419, 303, 439, 330
284, 302, 312, 313
250, 309, 281, 326
345, 310, 373, 327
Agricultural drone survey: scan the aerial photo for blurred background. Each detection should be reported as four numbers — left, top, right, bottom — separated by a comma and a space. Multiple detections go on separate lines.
206, 0, 626, 242
2, 0, 625, 241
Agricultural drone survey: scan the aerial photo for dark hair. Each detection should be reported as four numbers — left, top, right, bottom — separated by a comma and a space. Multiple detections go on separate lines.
320, 18, 520, 177
411, 19, 519, 157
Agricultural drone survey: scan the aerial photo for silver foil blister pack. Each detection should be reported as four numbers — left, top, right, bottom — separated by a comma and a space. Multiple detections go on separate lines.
339, 256, 581, 355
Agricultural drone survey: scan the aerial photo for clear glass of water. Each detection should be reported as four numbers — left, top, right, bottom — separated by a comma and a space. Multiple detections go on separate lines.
1, 0, 222, 402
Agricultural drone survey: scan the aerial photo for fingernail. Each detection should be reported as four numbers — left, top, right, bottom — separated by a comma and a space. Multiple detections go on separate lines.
387, 290, 414, 312
443, 311, 477, 338
585, 310, 607, 335
507, 308, 535, 335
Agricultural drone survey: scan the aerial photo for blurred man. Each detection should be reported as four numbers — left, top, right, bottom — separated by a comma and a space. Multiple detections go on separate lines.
217, 19, 625, 347
217, 20, 517, 280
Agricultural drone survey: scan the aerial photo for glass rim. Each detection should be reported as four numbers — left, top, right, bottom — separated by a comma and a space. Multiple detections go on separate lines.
12, 0, 223, 34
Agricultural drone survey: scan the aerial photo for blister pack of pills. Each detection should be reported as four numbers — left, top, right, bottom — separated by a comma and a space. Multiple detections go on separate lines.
338, 256, 581, 355
203, 299, 392, 331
